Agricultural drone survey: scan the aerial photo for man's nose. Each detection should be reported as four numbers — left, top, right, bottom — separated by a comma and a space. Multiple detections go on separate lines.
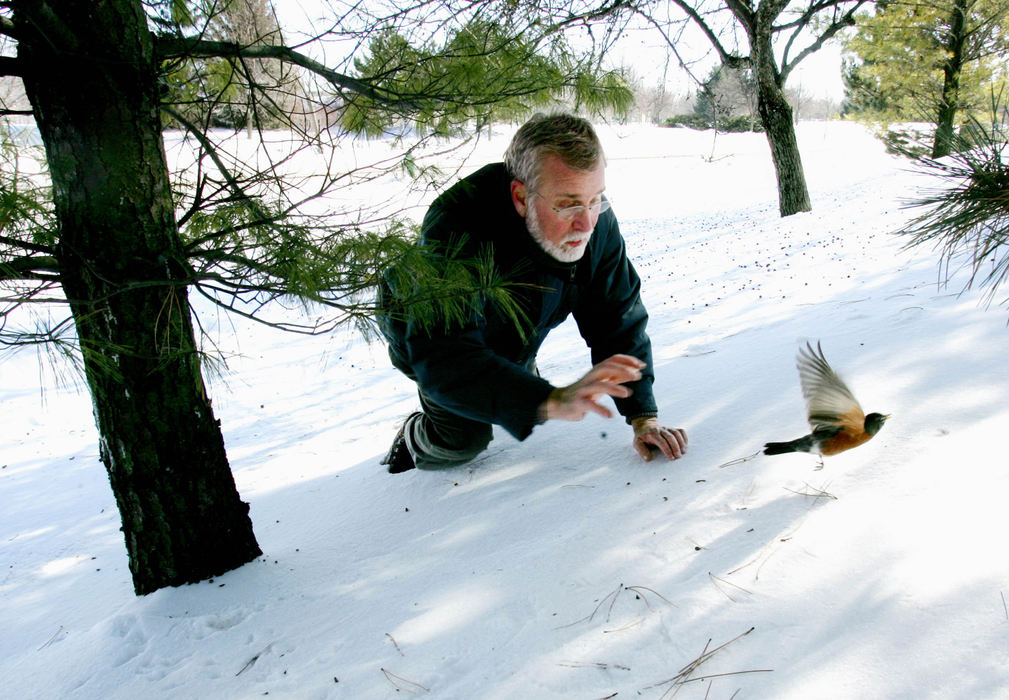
571, 208, 594, 231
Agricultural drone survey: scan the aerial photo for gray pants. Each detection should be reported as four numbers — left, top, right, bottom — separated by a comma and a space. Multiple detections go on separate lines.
403, 358, 540, 470
404, 389, 494, 470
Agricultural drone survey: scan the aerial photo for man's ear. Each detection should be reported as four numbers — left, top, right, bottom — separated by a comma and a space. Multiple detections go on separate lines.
510, 179, 529, 218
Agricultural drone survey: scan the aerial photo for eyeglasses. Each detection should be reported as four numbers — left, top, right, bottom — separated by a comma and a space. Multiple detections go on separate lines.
533, 193, 611, 221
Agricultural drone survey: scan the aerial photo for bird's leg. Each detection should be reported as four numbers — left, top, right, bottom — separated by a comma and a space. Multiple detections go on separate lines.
814, 456, 824, 471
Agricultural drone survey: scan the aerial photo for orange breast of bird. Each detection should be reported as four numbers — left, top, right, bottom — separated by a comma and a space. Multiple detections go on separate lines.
820, 429, 874, 456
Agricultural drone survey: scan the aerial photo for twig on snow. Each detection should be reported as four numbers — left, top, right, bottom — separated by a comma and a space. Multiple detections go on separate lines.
1002, 591, 1008, 621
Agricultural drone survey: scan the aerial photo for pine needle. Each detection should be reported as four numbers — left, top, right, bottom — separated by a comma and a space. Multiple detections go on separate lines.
643, 627, 765, 698
717, 450, 761, 468
708, 572, 753, 602
784, 482, 837, 500
381, 668, 429, 693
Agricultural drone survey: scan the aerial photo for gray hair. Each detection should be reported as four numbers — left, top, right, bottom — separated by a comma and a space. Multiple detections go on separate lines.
504, 113, 605, 192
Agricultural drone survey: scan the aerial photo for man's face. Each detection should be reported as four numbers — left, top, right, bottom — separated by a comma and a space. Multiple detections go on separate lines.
511, 153, 606, 263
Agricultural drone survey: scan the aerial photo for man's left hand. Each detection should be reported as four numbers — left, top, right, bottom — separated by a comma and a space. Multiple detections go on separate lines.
631, 417, 687, 462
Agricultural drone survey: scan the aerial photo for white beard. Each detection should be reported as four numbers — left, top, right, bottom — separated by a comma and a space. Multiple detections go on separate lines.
526, 203, 592, 263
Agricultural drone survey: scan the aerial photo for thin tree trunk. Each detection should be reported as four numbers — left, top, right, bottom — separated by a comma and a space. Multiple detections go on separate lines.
933, 0, 968, 159
753, 3, 812, 217
15, 0, 261, 595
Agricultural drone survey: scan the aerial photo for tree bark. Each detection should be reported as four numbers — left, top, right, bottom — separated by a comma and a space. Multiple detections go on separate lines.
753, 1, 812, 216
14, 0, 261, 595
933, 0, 968, 159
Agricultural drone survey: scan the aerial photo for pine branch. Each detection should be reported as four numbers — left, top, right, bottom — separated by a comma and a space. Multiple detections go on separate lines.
155, 36, 416, 109
0, 55, 21, 77
0, 254, 61, 281
0, 15, 16, 39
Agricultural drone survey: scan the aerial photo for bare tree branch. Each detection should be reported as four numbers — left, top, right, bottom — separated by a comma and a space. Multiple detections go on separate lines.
780, 1, 866, 80
665, 0, 750, 69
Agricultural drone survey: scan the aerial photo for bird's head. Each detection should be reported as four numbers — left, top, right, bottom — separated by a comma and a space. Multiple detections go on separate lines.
864, 412, 890, 436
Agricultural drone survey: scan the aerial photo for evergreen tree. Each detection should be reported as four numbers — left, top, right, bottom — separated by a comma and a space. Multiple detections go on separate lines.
843, 0, 1009, 156
694, 65, 758, 131
898, 95, 1009, 304
0, 0, 632, 595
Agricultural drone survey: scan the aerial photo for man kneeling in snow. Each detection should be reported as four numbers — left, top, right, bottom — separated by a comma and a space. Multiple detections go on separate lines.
378, 113, 687, 472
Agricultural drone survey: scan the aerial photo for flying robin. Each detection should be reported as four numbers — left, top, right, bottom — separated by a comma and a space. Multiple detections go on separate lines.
763, 341, 889, 468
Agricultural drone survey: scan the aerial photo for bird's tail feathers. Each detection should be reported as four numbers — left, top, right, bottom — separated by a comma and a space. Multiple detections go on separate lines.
763, 435, 815, 455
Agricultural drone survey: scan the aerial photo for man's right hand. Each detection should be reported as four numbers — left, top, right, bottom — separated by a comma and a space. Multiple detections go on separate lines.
539, 354, 644, 422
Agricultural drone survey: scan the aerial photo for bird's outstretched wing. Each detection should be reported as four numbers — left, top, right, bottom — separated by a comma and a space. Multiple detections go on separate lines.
796, 341, 865, 431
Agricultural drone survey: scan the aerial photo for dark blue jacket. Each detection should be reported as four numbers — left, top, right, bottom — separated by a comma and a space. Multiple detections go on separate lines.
380, 162, 657, 440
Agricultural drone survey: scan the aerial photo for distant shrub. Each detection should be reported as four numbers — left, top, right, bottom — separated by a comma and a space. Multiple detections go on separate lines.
663, 114, 763, 132
881, 125, 932, 158
664, 114, 710, 129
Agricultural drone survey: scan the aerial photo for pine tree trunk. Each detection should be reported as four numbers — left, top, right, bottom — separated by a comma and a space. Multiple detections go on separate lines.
933, 0, 968, 159
753, 4, 812, 217
14, 0, 261, 595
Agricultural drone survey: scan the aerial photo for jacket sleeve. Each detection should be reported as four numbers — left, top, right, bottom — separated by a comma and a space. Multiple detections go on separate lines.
573, 213, 658, 422
385, 191, 555, 441
398, 323, 554, 440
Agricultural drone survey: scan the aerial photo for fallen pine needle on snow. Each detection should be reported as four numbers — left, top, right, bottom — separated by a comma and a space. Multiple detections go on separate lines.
235, 643, 273, 677
708, 572, 753, 602
557, 661, 632, 671
555, 583, 626, 629
625, 584, 679, 609
643, 627, 764, 698
603, 616, 644, 633
36, 626, 64, 652
678, 668, 774, 687
381, 667, 429, 694
556, 583, 676, 629
783, 482, 837, 500
386, 632, 405, 656
717, 451, 762, 469
728, 509, 814, 580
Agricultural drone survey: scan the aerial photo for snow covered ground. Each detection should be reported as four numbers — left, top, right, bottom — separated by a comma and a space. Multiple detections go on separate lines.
3, 121, 1008, 699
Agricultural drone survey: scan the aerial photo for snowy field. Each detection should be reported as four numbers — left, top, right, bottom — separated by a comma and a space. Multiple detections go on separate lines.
2, 121, 1008, 699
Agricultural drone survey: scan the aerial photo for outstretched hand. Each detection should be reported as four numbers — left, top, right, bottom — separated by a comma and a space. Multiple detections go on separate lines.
632, 416, 688, 462
540, 354, 644, 422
